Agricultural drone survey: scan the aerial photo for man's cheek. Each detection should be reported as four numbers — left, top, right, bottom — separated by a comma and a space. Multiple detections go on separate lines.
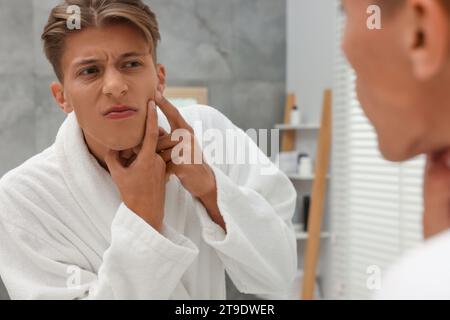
342, 29, 362, 69
150, 86, 159, 101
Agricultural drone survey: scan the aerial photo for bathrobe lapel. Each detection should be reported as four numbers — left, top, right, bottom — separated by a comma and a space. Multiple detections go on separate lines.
54, 112, 189, 246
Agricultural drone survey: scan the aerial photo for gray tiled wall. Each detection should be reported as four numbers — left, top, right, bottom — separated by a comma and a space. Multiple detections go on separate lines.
0, 0, 286, 300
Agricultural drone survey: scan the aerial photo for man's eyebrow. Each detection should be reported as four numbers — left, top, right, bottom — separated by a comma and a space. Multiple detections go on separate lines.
71, 51, 148, 68
119, 51, 148, 59
72, 58, 98, 68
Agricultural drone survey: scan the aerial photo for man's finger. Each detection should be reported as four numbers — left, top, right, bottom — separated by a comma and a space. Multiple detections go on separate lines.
157, 134, 180, 153
140, 100, 159, 155
132, 127, 167, 155
165, 160, 176, 183
166, 160, 178, 178
159, 127, 169, 137
159, 148, 174, 163
132, 145, 142, 155
155, 91, 190, 131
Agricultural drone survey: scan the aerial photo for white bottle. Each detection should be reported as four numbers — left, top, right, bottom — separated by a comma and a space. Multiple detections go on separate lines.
290, 105, 301, 126
298, 155, 313, 177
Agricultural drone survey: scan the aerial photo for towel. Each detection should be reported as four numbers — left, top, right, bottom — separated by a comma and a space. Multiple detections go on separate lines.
0, 104, 297, 299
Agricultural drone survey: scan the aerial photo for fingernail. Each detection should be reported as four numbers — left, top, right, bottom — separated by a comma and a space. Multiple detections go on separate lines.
148, 100, 156, 108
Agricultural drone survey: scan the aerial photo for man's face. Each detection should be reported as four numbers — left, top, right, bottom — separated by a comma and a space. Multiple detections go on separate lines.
57, 23, 164, 151
341, 0, 439, 161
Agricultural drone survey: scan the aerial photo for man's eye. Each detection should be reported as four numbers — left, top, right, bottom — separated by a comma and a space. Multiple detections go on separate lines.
123, 61, 142, 69
79, 67, 99, 77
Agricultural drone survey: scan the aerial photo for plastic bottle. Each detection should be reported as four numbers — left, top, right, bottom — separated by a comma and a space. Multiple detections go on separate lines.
290, 105, 301, 125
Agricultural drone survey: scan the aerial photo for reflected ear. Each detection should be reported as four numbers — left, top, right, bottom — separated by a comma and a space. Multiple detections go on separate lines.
408, 0, 450, 80
156, 64, 167, 95
50, 82, 73, 114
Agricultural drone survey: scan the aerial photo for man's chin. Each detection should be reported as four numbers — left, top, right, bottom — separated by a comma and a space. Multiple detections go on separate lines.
116, 128, 145, 148
378, 138, 420, 163
109, 139, 143, 152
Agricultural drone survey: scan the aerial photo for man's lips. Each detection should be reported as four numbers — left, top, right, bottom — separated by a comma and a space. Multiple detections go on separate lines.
103, 105, 138, 119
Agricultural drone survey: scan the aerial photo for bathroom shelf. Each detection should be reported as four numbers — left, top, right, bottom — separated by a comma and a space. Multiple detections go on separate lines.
294, 224, 331, 240
276, 90, 332, 299
296, 231, 331, 240
287, 174, 329, 180
275, 124, 320, 130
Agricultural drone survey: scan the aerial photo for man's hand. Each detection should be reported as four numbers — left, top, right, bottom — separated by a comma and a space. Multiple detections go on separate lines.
104, 101, 166, 232
423, 149, 450, 239
154, 92, 225, 231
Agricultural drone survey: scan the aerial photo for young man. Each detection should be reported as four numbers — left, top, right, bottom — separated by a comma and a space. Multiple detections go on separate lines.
342, 0, 450, 298
0, 0, 297, 299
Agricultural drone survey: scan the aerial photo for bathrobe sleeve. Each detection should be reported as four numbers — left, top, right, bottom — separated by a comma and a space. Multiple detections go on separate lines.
0, 196, 199, 300
191, 106, 298, 295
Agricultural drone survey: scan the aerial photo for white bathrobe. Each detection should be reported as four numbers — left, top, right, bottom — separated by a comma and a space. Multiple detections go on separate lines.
375, 230, 450, 299
0, 105, 297, 300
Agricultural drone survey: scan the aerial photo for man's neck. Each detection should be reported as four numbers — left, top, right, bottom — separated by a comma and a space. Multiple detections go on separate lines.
82, 132, 110, 172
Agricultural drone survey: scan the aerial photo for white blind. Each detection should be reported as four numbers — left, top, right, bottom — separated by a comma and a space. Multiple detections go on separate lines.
329, 4, 425, 299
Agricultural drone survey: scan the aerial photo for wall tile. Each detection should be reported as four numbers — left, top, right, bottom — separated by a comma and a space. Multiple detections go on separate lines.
230, 81, 285, 130
147, 0, 233, 81
0, 0, 33, 75
32, 0, 61, 77
0, 113, 36, 175
0, 75, 34, 129
231, 0, 286, 82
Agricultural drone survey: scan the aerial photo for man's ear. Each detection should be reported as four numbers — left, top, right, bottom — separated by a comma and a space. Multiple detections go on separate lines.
50, 82, 73, 113
156, 64, 167, 95
407, 0, 450, 80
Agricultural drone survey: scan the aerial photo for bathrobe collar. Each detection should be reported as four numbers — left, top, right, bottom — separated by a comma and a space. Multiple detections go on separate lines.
54, 112, 121, 242
53, 112, 188, 242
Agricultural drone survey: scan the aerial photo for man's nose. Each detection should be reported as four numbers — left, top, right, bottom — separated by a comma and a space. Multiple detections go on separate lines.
102, 68, 128, 98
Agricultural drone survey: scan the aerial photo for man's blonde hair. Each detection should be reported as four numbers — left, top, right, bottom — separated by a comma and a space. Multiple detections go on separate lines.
41, 0, 161, 82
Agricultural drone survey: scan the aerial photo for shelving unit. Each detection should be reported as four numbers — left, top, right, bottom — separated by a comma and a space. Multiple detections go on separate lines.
275, 90, 332, 300
275, 121, 331, 300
